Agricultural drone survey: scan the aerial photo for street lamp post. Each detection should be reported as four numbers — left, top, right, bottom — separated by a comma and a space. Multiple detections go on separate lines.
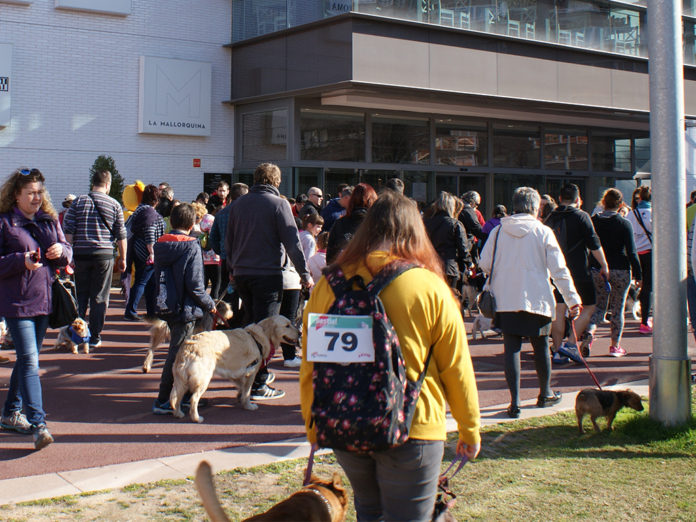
647, 0, 692, 425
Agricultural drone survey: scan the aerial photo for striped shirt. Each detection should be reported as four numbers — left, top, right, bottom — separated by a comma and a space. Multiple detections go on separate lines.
130, 204, 166, 261
62, 191, 126, 256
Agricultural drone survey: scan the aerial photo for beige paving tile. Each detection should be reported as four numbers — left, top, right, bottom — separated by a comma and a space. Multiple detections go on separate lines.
58, 459, 186, 491
0, 473, 79, 505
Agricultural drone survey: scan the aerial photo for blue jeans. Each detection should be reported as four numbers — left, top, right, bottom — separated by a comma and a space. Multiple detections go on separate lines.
334, 439, 445, 522
2, 315, 49, 426
125, 258, 155, 317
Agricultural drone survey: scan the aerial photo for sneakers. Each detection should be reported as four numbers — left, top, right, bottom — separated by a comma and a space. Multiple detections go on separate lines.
639, 323, 653, 335
250, 384, 285, 401
537, 391, 562, 408
1, 411, 33, 434
33, 424, 54, 450
152, 399, 174, 415
609, 345, 627, 357
579, 331, 594, 358
123, 313, 144, 322
283, 357, 302, 368
558, 343, 583, 364
261, 371, 275, 385
0, 354, 9, 364
552, 351, 571, 365
89, 336, 102, 348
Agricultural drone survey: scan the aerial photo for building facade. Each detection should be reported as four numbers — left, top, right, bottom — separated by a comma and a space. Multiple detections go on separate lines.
0, 0, 233, 203
227, 0, 696, 213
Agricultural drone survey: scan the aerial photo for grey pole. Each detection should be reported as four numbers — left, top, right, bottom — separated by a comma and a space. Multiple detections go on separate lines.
648, 0, 692, 425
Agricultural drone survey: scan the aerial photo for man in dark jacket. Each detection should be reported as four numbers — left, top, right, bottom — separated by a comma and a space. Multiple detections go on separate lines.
226, 163, 312, 400
545, 183, 609, 362
151, 203, 216, 415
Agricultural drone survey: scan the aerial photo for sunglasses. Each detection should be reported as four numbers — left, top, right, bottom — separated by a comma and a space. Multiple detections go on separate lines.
20, 168, 41, 176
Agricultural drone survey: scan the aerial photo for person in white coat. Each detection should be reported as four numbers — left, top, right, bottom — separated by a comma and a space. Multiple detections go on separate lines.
479, 187, 582, 418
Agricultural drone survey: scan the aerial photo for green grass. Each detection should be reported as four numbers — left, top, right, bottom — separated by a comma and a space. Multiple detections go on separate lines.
2, 388, 695, 520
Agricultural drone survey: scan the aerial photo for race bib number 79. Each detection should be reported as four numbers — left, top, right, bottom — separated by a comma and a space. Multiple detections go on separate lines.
306, 313, 374, 363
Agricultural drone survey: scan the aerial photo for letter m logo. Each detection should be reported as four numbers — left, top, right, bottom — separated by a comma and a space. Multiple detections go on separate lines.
155, 65, 202, 118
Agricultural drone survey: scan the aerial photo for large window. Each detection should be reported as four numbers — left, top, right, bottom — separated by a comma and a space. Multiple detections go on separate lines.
435, 119, 488, 167
493, 123, 541, 168
300, 109, 365, 162
372, 115, 430, 164
242, 109, 288, 162
592, 130, 632, 172
544, 128, 589, 170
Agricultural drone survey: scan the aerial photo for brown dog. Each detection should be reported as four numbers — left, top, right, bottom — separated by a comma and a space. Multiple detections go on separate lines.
53, 317, 90, 354
195, 460, 348, 522
575, 388, 644, 433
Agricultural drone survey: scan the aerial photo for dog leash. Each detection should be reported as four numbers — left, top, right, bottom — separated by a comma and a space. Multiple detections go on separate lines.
211, 310, 230, 329
569, 319, 603, 390
303, 444, 317, 486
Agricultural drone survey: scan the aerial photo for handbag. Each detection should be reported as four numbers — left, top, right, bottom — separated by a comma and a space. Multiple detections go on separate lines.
476, 227, 501, 319
49, 277, 78, 329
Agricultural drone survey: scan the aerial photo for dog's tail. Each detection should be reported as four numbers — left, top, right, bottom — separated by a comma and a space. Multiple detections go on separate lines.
195, 461, 231, 522
143, 320, 169, 373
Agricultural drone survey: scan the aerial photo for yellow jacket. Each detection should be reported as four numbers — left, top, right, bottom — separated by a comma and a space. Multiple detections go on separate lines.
299, 251, 481, 447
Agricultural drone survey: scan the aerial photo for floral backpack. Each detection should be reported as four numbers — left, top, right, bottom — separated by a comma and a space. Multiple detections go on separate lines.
310, 262, 434, 453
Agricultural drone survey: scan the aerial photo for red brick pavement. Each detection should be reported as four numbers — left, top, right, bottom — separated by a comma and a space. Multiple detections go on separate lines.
0, 291, 693, 480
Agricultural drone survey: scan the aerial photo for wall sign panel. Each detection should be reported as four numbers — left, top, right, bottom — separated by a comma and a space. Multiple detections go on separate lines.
138, 56, 212, 137
0, 44, 12, 127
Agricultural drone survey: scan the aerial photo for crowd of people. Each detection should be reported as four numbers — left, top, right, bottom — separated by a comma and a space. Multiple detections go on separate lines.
0, 162, 671, 520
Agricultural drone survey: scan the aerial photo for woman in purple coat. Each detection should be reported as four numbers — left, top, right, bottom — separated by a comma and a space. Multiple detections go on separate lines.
0, 168, 72, 450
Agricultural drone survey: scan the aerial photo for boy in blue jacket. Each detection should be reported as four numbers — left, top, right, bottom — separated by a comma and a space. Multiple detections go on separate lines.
151, 203, 216, 414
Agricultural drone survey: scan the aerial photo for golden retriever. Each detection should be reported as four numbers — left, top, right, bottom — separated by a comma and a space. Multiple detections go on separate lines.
142, 301, 233, 373
53, 317, 90, 354
170, 315, 299, 423
195, 460, 348, 522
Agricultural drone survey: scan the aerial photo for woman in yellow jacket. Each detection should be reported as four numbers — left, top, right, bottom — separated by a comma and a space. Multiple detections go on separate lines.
300, 191, 481, 522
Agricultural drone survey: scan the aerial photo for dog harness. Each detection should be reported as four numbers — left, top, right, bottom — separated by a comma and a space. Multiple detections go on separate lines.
302, 487, 334, 520
69, 325, 91, 345
249, 334, 274, 366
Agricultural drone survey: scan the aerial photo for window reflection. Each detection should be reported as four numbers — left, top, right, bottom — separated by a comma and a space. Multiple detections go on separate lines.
242, 109, 288, 162
300, 109, 365, 162
435, 119, 488, 167
372, 115, 430, 164
592, 130, 632, 172
544, 128, 588, 170
493, 123, 541, 169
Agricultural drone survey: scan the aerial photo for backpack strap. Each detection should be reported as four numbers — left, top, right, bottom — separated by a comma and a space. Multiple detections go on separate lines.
324, 265, 366, 299
366, 262, 419, 296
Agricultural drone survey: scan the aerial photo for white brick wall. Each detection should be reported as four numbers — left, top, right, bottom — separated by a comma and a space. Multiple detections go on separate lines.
0, 0, 234, 203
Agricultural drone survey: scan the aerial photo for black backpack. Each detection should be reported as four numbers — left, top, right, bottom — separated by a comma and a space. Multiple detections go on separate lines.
310, 262, 434, 453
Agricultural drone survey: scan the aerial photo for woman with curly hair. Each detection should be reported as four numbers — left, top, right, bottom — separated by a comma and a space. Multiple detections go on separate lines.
0, 168, 72, 449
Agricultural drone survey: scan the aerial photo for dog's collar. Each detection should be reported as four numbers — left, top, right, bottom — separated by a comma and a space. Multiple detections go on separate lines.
302, 486, 334, 519
249, 333, 275, 366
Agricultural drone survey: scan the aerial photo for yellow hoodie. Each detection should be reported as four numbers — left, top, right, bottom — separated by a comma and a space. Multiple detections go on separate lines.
299, 251, 481, 447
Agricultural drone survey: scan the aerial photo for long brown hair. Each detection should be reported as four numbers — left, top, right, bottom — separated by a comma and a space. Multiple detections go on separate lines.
334, 191, 444, 279
0, 168, 58, 219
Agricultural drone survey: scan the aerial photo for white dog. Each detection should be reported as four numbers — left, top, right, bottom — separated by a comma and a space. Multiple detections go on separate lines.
471, 315, 494, 341
170, 315, 299, 423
